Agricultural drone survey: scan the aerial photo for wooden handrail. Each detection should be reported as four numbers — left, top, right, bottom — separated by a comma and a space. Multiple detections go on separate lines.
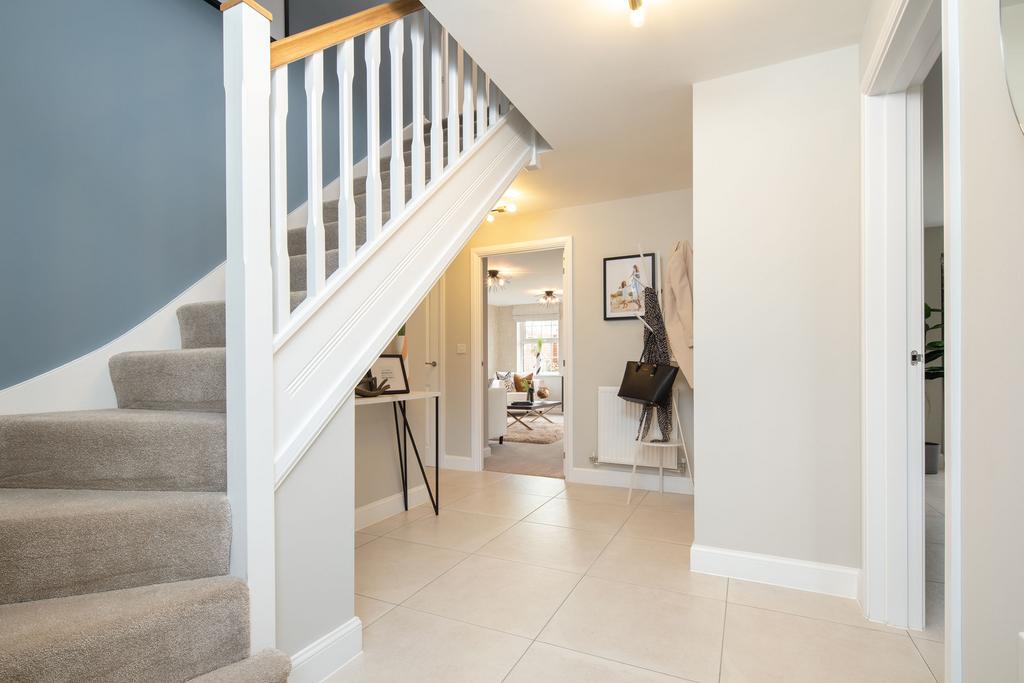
220, 0, 273, 23
270, 0, 423, 70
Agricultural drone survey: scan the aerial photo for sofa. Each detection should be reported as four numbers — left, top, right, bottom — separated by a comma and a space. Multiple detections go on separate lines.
487, 382, 528, 443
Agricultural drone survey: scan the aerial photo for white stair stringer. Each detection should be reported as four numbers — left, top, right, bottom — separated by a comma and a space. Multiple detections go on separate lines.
272, 110, 538, 485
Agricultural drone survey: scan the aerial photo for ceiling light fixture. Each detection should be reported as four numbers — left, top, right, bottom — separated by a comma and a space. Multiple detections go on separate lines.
628, 0, 645, 28
487, 269, 508, 292
538, 290, 560, 306
488, 200, 518, 222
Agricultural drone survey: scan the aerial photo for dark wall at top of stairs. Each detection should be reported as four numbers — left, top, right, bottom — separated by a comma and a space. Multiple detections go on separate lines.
0, 0, 226, 390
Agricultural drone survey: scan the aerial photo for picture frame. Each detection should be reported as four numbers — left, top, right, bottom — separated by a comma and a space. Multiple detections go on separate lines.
371, 354, 410, 395
603, 253, 656, 320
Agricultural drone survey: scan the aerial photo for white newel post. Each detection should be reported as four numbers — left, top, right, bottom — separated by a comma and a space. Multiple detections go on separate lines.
222, 1, 276, 650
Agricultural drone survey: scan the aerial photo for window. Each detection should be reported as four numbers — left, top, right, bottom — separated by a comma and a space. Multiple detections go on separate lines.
517, 319, 559, 374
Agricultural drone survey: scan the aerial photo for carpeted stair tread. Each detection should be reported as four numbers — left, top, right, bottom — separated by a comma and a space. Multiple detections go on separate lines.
0, 409, 225, 491
290, 248, 341, 292
0, 488, 229, 604
178, 301, 226, 350
189, 649, 292, 683
109, 348, 225, 412
0, 576, 249, 682
323, 183, 411, 223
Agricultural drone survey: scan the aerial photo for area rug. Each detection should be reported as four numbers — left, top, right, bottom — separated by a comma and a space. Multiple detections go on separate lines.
502, 424, 563, 444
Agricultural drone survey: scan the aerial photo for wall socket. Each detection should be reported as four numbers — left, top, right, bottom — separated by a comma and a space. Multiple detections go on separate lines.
456, 343, 467, 355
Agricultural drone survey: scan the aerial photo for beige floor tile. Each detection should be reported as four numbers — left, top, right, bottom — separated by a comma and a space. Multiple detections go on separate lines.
720, 604, 934, 683
926, 543, 944, 583
327, 607, 529, 683
355, 537, 466, 603
445, 489, 553, 520
477, 522, 613, 574
486, 473, 567, 497
560, 483, 643, 506
506, 642, 683, 682
385, 509, 516, 552
588, 536, 726, 600
354, 532, 377, 548
404, 555, 581, 638
618, 505, 694, 545
524, 497, 635, 534
359, 503, 433, 536
539, 576, 725, 682
437, 481, 483, 507
355, 594, 395, 628
426, 467, 510, 489
639, 491, 695, 511
919, 580, 945, 642
727, 579, 905, 633
913, 635, 945, 682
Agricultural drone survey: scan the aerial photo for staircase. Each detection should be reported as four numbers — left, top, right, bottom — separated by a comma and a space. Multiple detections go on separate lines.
0, 309, 289, 680
0, 0, 541, 678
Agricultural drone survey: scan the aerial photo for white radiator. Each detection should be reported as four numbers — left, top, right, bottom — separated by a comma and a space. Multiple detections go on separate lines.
596, 387, 678, 469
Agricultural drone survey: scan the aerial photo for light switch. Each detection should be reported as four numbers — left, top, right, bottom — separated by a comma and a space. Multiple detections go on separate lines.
456, 343, 467, 355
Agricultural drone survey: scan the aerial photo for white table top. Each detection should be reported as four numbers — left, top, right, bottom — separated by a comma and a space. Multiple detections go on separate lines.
354, 390, 441, 406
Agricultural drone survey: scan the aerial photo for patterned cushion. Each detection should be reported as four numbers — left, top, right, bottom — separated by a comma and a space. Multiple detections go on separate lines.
494, 371, 515, 392
513, 372, 534, 392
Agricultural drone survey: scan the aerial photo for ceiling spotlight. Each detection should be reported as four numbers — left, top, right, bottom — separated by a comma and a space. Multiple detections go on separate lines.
538, 290, 560, 306
487, 269, 508, 292
486, 214, 495, 223
629, 0, 645, 27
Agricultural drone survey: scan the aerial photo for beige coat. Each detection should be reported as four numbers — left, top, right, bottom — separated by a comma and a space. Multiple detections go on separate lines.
664, 240, 694, 388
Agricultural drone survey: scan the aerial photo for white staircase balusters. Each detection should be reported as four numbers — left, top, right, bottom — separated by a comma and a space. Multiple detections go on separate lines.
410, 13, 426, 198
487, 75, 497, 127
429, 21, 445, 183
337, 39, 357, 266
388, 19, 405, 220
476, 67, 486, 139
270, 67, 290, 332
448, 44, 461, 165
463, 54, 474, 151
304, 52, 326, 297
365, 28, 383, 242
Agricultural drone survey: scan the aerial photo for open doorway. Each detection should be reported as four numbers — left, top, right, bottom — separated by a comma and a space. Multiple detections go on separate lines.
482, 248, 566, 478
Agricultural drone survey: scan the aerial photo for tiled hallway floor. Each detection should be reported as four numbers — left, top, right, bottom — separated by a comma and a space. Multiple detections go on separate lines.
332, 470, 941, 682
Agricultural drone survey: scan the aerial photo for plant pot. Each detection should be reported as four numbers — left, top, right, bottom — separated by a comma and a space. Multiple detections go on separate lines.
925, 442, 941, 475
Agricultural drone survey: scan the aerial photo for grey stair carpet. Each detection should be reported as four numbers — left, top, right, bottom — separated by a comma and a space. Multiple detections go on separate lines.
189, 650, 293, 683
0, 489, 229, 604
109, 348, 226, 412
0, 409, 225, 491
178, 302, 227, 350
0, 576, 250, 682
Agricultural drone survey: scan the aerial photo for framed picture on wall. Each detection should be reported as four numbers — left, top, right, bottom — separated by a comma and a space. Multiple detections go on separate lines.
603, 253, 656, 320
371, 354, 410, 395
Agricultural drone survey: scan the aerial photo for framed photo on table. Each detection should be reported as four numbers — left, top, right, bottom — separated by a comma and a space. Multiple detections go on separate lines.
371, 354, 410, 395
603, 253, 656, 320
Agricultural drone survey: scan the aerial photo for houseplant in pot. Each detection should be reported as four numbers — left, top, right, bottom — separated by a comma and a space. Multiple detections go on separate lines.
924, 302, 944, 474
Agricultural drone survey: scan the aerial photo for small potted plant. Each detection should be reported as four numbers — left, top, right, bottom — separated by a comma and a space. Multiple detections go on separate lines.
924, 303, 944, 474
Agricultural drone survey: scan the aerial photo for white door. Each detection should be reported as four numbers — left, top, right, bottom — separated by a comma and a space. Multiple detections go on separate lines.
422, 283, 444, 467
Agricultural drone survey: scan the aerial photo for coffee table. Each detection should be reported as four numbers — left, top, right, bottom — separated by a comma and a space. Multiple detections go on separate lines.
506, 400, 562, 430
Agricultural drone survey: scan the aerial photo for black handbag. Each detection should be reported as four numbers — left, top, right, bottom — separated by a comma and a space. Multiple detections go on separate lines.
617, 337, 679, 406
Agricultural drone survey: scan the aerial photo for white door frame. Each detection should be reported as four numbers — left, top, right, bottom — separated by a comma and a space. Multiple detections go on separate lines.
862, 0, 962, 680
469, 236, 574, 475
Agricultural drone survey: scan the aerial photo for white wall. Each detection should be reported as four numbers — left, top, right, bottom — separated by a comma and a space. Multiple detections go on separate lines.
487, 305, 518, 376
444, 189, 694, 471
692, 46, 862, 569
952, 2, 1024, 678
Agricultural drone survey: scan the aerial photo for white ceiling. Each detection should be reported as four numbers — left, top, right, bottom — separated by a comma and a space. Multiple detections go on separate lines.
423, 0, 871, 213
486, 249, 564, 306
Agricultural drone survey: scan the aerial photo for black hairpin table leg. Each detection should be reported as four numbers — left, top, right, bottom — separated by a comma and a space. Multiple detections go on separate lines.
391, 402, 408, 511
397, 401, 439, 515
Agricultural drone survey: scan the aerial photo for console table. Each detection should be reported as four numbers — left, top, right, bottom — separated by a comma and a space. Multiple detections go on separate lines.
355, 391, 440, 515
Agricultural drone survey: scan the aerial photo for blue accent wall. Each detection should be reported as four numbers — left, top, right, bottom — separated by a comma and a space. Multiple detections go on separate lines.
0, 0, 226, 389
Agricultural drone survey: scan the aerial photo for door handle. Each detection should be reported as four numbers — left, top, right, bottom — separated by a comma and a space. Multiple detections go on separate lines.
425, 361, 438, 367
910, 350, 923, 366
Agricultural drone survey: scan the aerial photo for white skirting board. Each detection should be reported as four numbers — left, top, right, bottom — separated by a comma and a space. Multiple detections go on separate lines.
288, 616, 363, 683
568, 466, 693, 495
690, 544, 860, 599
355, 484, 431, 531
442, 454, 478, 471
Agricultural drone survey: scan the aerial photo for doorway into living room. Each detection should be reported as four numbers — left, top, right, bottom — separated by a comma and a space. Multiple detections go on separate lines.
483, 247, 566, 478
